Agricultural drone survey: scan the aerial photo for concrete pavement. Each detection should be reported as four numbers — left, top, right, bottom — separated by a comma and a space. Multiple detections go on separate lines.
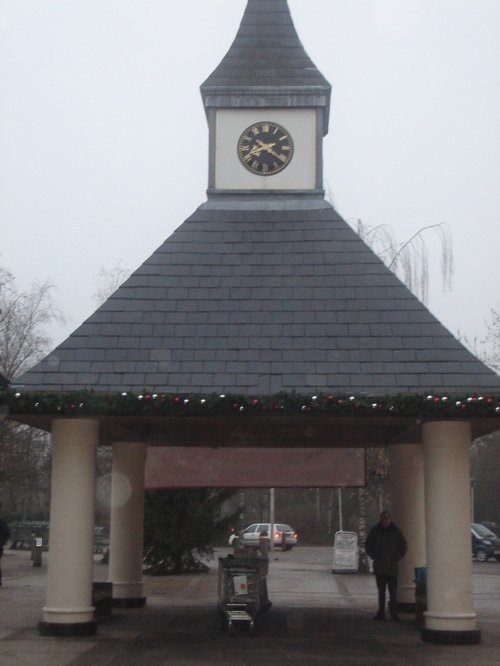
1, 547, 499, 665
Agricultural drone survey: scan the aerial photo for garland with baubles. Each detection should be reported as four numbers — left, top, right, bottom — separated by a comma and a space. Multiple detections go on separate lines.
1, 389, 499, 419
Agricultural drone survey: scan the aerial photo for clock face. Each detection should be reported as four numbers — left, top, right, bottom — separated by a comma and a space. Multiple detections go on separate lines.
237, 121, 294, 176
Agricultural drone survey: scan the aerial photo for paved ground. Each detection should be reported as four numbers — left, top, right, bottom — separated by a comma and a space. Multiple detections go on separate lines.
0, 547, 499, 665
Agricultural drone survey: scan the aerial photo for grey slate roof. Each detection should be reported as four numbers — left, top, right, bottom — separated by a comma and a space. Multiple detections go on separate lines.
201, 0, 330, 89
15, 200, 500, 395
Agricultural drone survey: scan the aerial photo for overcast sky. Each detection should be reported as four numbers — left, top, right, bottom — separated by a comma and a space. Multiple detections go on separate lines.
1, 0, 499, 355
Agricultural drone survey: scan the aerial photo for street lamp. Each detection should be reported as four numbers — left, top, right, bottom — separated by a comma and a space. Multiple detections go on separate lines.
470, 478, 475, 524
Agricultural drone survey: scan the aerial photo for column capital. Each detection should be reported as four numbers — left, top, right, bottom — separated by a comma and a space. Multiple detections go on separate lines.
422, 420, 471, 447
52, 418, 100, 443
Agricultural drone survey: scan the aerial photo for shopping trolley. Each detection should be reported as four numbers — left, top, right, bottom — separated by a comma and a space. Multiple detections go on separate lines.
218, 556, 269, 636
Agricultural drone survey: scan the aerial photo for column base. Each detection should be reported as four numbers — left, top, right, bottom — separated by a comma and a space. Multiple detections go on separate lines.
421, 628, 481, 645
112, 597, 146, 608
39, 620, 97, 637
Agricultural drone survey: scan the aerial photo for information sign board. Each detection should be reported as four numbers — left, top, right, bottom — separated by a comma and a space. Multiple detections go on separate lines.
332, 531, 359, 573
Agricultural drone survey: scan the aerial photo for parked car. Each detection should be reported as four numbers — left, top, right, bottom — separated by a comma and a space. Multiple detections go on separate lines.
242, 523, 298, 550
471, 523, 500, 562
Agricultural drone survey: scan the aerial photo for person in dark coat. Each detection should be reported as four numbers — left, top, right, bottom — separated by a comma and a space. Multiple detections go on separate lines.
0, 513, 10, 586
365, 510, 407, 621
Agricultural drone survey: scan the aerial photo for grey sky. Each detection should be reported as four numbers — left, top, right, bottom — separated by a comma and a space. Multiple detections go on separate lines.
1, 0, 499, 354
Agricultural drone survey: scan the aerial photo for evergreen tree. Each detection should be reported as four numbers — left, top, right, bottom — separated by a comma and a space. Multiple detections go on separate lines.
143, 488, 239, 574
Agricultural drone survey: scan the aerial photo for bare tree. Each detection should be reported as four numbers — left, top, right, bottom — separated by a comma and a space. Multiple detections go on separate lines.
0, 268, 62, 381
467, 307, 500, 528
458, 305, 500, 374
93, 260, 131, 305
482, 307, 500, 373
0, 422, 51, 520
0, 266, 61, 520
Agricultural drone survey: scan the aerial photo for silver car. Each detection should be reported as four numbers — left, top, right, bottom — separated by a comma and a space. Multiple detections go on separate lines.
242, 523, 298, 550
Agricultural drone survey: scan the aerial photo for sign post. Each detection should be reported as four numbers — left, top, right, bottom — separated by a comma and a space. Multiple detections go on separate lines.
332, 531, 359, 573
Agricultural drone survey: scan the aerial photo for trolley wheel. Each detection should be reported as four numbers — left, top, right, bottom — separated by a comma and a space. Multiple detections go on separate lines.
249, 619, 256, 636
228, 619, 235, 637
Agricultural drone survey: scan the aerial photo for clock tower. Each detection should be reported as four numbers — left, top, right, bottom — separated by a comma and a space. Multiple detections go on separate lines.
200, 0, 331, 196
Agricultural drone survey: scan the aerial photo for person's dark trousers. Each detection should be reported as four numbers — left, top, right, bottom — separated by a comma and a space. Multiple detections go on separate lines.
375, 574, 398, 618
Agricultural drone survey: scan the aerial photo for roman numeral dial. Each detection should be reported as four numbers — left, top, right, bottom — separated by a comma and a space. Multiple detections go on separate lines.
237, 121, 294, 176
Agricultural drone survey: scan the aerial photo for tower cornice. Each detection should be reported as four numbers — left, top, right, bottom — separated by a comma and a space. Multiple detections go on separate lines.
200, 0, 331, 133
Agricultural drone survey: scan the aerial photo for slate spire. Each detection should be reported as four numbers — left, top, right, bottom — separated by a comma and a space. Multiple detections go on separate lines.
201, 0, 332, 132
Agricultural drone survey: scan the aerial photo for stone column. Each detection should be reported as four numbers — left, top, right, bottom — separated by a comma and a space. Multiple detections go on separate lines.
108, 442, 147, 607
422, 421, 480, 644
40, 419, 99, 636
390, 444, 426, 610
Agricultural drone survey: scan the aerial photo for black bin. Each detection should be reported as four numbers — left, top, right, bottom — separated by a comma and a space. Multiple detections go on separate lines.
32, 536, 43, 567
92, 582, 113, 620
414, 567, 427, 627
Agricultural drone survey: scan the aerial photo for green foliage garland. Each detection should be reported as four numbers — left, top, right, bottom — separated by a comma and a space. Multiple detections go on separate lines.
2, 389, 499, 419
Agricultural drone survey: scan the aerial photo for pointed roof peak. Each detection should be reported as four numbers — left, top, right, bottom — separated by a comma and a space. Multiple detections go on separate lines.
239, 0, 298, 25
201, 0, 331, 131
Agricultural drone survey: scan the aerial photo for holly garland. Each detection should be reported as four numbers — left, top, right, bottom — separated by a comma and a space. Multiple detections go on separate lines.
1, 389, 499, 419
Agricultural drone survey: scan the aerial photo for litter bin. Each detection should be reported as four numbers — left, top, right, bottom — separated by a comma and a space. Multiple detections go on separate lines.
415, 567, 427, 627
92, 582, 113, 620
32, 536, 43, 567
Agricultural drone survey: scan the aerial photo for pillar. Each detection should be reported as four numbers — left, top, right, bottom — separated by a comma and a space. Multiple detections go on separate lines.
390, 444, 426, 610
108, 442, 147, 607
39, 419, 99, 636
422, 421, 480, 644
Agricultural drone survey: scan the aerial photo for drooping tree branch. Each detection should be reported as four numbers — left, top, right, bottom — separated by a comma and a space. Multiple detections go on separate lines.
352, 219, 453, 305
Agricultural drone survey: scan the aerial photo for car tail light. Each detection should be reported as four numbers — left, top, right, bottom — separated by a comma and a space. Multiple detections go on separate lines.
294, 533, 298, 540
274, 532, 280, 540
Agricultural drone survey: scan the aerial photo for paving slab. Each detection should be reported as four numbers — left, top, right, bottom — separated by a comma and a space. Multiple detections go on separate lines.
1, 547, 499, 665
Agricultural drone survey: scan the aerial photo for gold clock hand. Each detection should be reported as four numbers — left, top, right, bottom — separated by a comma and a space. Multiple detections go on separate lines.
249, 140, 275, 156
249, 145, 265, 156
256, 140, 276, 150
265, 146, 286, 162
